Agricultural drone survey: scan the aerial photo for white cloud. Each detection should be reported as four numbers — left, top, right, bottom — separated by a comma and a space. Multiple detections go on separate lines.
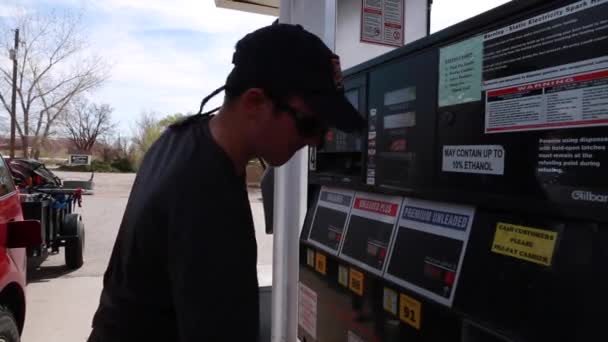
431, 0, 510, 33
26, 0, 274, 133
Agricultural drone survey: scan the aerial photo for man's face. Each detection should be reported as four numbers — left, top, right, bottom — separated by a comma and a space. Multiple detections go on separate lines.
252, 95, 324, 167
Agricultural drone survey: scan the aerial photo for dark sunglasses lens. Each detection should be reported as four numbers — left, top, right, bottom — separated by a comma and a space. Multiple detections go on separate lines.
296, 116, 325, 138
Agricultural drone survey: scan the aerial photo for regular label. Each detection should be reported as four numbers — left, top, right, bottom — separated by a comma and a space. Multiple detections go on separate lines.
537, 136, 607, 176
315, 253, 327, 275
491, 222, 558, 266
338, 265, 349, 287
298, 283, 317, 339
349, 269, 364, 296
399, 293, 421, 330
439, 35, 484, 107
442, 145, 505, 175
361, 0, 404, 47
383, 288, 398, 315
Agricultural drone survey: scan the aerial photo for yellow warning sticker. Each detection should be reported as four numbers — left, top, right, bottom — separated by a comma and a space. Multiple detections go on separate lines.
383, 288, 398, 315
399, 293, 421, 330
491, 222, 558, 266
338, 265, 349, 287
349, 269, 364, 296
315, 253, 327, 275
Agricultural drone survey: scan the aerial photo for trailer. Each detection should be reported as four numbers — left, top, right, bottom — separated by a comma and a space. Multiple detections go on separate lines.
6, 159, 86, 270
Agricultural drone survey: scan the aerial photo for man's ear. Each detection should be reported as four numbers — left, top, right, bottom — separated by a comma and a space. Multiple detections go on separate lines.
240, 88, 273, 118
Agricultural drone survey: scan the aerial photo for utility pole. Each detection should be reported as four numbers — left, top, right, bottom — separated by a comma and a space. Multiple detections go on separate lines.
9, 29, 19, 159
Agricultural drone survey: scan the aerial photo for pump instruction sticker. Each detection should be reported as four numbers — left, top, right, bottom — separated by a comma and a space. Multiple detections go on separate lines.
491, 222, 558, 266
438, 35, 484, 107
442, 145, 505, 175
298, 283, 317, 339
385, 198, 475, 307
307, 187, 355, 255
482, 0, 608, 133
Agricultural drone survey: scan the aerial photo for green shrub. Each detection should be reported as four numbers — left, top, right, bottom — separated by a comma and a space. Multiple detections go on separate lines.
90, 160, 114, 172
56, 164, 90, 172
52, 158, 136, 173
111, 157, 135, 173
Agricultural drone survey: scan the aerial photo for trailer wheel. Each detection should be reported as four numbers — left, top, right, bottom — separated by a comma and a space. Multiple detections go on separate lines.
0, 306, 19, 342
63, 213, 85, 270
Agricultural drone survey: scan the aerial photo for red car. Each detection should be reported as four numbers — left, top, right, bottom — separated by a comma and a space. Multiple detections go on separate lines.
0, 156, 41, 341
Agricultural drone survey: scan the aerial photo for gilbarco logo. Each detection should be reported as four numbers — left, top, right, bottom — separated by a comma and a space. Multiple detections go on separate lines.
571, 191, 608, 203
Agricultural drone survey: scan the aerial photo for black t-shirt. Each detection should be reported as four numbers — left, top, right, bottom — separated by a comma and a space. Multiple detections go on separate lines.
90, 115, 259, 341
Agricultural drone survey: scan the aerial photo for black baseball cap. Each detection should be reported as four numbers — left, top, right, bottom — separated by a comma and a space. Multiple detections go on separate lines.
224, 23, 365, 133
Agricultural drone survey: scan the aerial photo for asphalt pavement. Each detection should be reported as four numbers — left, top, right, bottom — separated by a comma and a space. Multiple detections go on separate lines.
22, 171, 272, 341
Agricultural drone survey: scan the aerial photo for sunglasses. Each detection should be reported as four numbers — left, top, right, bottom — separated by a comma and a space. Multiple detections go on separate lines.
276, 102, 327, 139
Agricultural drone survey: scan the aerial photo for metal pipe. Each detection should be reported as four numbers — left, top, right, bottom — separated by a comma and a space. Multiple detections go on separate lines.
271, 2, 299, 340
271, 2, 336, 341
10, 29, 19, 159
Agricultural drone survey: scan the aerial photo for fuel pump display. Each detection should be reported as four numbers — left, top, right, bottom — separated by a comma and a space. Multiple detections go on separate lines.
339, 193, 402, 273
384, 198, 474, 306
308, 188, 354, 253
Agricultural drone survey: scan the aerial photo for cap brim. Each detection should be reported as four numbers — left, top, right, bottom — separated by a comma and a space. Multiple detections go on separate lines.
307, 94, 366, 133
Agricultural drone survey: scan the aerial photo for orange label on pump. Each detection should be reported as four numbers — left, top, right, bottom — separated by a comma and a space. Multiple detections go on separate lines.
399, 293, 421, 330
349, 269, 364, 296
315, 252, 327, 275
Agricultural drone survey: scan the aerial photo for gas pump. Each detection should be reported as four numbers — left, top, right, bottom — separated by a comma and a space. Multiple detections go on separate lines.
298, 0, 608, 341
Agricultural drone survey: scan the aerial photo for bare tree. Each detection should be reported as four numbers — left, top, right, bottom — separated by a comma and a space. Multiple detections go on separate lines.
0, 10, 110, 158
63, 98, 115, 153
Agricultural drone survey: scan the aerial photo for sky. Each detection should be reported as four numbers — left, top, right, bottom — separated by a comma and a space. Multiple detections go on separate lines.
0, 0, 510, 135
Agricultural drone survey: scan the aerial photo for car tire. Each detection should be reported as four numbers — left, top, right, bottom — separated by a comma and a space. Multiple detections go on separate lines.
0, 306, 20, 342
64, 214, 85, 270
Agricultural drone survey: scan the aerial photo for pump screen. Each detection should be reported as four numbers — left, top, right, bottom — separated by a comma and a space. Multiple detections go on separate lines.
387, 227, 463, 299
309, 207, 348, 251
340, 215, 394, 272
308, 188, 354, 252
320, 89, 363, 153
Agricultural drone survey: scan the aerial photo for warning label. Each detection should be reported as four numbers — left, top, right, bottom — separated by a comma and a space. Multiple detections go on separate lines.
361, 0, 404, 47
442, 145, 505, 175
298, 283, 317, 339
491, 222, 558, 266
537, 136, 607, 175
486, 70, 608, 133
482, 0, 608, 133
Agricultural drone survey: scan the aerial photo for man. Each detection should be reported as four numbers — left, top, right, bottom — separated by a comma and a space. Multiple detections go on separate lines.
88, 23, 364, 341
